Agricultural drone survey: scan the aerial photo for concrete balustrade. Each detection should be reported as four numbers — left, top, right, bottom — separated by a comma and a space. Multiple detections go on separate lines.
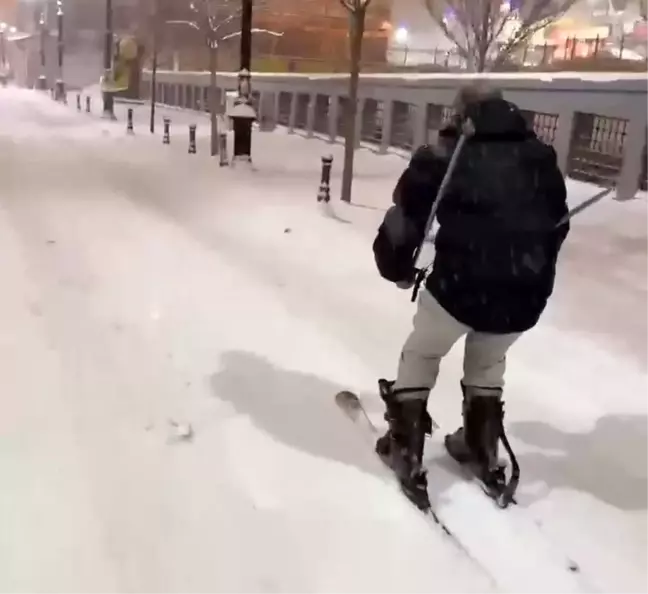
141, 70, 647, 199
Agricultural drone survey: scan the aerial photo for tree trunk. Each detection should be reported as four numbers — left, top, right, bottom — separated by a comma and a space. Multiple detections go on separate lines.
475, 0, 492, 72
477, 46, 488, 72
476, 19, 489, 71
209, 44, 219, 156
340, 8, 366, 204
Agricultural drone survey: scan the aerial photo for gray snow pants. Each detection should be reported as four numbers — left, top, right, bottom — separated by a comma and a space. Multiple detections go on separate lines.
394, 290, 521, 401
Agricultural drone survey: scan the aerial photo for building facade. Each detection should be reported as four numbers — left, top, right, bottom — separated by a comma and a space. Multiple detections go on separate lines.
252, 0, 393, 72
0, 0, 17, 25
142, 0, 394, 73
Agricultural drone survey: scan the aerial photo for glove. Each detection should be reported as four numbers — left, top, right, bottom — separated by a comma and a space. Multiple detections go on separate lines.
396, 279, 414, 290
396, 267, 423, 291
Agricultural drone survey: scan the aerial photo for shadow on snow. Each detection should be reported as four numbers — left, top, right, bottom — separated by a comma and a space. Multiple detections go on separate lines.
210, 350, 647, 513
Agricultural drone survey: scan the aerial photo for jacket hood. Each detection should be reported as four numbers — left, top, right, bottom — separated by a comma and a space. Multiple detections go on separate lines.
440, 98, 533, 142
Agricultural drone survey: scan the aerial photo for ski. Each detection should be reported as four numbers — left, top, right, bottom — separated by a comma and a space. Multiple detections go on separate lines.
455, 459, 517, 506
334, 391, 531, 589
336, 389, 514, 515
335, 391, 452, 533
335, 390, 591, 593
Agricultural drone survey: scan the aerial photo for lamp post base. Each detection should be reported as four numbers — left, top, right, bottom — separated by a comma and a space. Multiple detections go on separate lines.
229, 95, 256, 165
55, 79, 66, 102
102, 90, 116, 120
231, 116, 254, 161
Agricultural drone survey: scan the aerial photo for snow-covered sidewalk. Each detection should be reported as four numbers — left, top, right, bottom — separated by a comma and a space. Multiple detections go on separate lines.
0, 87, 646, 593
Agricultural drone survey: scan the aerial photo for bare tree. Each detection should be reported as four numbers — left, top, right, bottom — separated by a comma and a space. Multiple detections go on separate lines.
167, 0, 281, 157
339, 0, 373, 203
423, 0, 579, 72
168, 0, 241, 156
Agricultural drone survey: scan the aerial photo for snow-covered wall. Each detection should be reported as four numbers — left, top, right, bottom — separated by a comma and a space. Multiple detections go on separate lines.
143, 70, 647, 200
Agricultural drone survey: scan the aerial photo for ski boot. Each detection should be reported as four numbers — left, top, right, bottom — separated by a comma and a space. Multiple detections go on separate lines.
444, 383, 519, 508
375, 379, 433, 511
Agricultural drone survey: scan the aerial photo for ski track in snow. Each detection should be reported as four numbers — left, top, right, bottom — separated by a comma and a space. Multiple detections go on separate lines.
0, 87, 645, 593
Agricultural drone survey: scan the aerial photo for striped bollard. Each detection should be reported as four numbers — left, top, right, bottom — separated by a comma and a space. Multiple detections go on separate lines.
317, 155, 333, 203
218, 132, 228, 167
188, 124, 197, 154
127, 108, 134, 134
163, 118, 171, 145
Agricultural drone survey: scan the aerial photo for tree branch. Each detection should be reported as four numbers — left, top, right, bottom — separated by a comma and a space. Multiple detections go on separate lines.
212, 9, 243, 33
220, 27, 283, 41
425, 0, 580, 71
165, 19, 201, 30
339, 0, 373, 12
423, 0, 471, 62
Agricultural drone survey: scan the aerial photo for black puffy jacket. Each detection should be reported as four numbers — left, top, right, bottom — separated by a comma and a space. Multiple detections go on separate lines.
373, 98, 569, 334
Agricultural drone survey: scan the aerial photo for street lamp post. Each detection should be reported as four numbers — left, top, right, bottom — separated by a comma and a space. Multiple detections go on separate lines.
0, 24, 6, 65
230, 0, 255, 165
0, 23, 7, 86
0, 23, 18, 86
55, 0, 65, 101
102, 0, 115, 118
394, 27, 409, 66
38, 11, 47, 90
150, 0, 159, 134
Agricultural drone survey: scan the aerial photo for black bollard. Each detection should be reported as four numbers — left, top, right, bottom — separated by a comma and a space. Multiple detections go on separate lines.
188, 124, 197, 154
218, 132, 228, 167
127, 108, 134, 134
317, 155, 333, 203
85, 96, 91, 113
76, 94, 81, 111
163, 118, 171, 145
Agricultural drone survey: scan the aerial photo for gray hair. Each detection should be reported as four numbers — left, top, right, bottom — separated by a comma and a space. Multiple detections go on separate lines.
453, 83, 503, 116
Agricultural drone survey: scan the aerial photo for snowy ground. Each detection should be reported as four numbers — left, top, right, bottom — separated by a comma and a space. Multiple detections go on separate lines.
0, 87, 646, 593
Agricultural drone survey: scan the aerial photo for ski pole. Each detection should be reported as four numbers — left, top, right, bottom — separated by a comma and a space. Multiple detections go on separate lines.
409, 123, 473, 302
413, 122, 474, 270
555, 186, 615, 228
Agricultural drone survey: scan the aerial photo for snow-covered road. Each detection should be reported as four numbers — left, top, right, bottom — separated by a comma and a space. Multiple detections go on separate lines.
0, 87, 645, 593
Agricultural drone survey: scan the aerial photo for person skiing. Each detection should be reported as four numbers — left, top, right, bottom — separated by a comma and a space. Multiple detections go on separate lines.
372, 83, 570, 511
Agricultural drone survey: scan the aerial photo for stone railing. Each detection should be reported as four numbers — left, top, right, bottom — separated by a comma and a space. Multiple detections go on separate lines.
141, 71, 648, 199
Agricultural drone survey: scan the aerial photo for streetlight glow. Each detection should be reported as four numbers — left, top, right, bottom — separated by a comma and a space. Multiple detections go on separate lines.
394, 26, 409, 44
